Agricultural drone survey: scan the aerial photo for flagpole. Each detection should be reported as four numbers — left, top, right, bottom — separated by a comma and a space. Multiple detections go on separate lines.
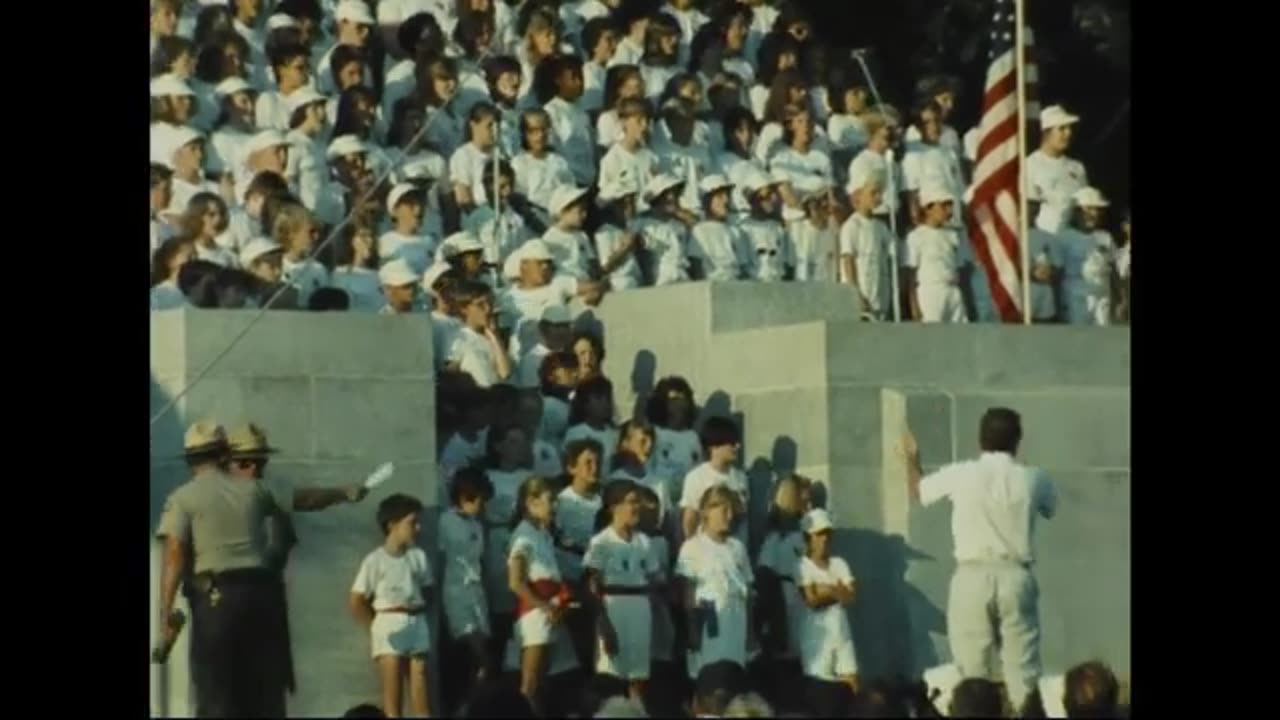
1015, 0, 1032, 325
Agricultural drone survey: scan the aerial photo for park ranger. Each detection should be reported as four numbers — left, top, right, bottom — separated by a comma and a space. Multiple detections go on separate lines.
156, 420, 294, 717
902, 407, 1057, 711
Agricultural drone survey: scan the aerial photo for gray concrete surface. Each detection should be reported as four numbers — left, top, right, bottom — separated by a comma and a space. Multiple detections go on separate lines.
150, 309, 438, 717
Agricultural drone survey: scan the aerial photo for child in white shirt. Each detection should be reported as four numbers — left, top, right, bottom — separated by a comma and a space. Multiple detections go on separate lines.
599, 97, 663, 212
564, 376, 621, 471
691, 175, 750, 281
839, 175, 896, 319
635, 483, 677, 679
439, 467, 496, 695
450, 101, 503, 214
508, 476, 576, 708
679, 416, 749, 548
350, 493, 436, 717
512, 108, 577, 221
479, 54, 524, 160
497, 239, 606, 362
609, 418, 672, 531
256, 43, 313, 131
737, 171, 793, 282
542, 186, 600, 280
795, 508, 859, 695
597, 65, 647, 151
755, 475, 814, 701
448, 280, 514, 388
580, 18, 619, 112
594, 177, 646, 290
540, 54, 598, 186
555, 438, 605, 670
788, 181, 839, 283
464, 161, 533, 272
273, 203, 330, 307
380, 183, 438, 274
585, 479, 659, 696
826, 73, 872, 177
906, 187, 971, 324
677, 484, 755, 678
635, 174, 694, 286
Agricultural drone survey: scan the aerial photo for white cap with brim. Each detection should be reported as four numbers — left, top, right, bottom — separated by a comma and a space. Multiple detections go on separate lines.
245, 129, 289, 157
549, 186, 590, 217
266, 14, 301, 31
327, 134, 369, 159
698, 174, 734, 196
742, 169, 782, 194
919, 186, 955, 207
442, 232, 485, 258
379, 259, 420, 287
1040, 104, 1080, 131
402, 158, 440, 182
846, 165, 886, 195
541, 304, 572, 324
519, 239, 555, 263
239, 237, 284, 267
1072, 187, 1109, 208
793, 175, 831, 199
598, 177, 641, 205
645, 173, 686, 201
386, 182, 424, 214
336, 0, 376, 25
502, 250, 523, 280
150, 74, 195, 99
215, 77, 253, 97
286, 87, 327, 116
422, 262, 453, 292
163, 126, 205, 166
801, 508, 834, 534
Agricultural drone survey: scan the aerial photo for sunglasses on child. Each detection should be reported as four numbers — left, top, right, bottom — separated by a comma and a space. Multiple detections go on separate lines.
756, 248, 779, 257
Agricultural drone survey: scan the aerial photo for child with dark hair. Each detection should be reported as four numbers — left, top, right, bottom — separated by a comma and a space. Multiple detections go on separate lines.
642, 13, 684, 103
481, 54, 524, 160
451, 102, 503, 212
464, 160, 535, 272
643, 376, 700, 510
565, 376, 620, 469
329, 222, 382, 312
749, 31, 801, 120
679, 416, 748, 546
256, 42, 312, 131
538, 350, 580, 447
447, 279, 513, 387
382, 12, 448, 121
610, 5, 649, 68
1062, 660, 1120, 719
151, 236, 196, 310
756, 474, 813, 702
608, 418, 671, 531
580, 16, 619, 112
308, 287, 351, 311
555, 437, 605, 669
439, 466, 496, 710
349, 493, 436, 718
540, 54, 598, 186
596, 64, 646, 150
654, 97, 714, 215
440, 386, 495, 491
949, 678, 1006, 718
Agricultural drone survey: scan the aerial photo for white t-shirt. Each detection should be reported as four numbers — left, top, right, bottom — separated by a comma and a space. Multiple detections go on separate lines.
641, 63, 680, 103
902, 144, 966, 226
676, 531, 752, 609
770, 147, 835, 188
789, 219, 837, 283
756, 124, 831, 166
905, 225, 969, 286
655, 136, 716, 213
827, 113, 867, 153
330, 267, 384, 313
449, 142, 497, 207
563, 423, 620, 470
510, 519, 563, 583
208, 127, 251, 178
379, 231, 438, 275
904, 124, 963, 160
498, 276, 579, 360
594, 223, 645, 290
599, 143, 661, 208
679, 462, 750, 545
351, 546, 435, 611
254, 89, 299, 132
195, 242, 240, 269
585, 525, 655, 587
839, 213, 895, 314
596, 109, 624, 149
449, 325, 501, 388
691, 220, 749, 282
513, 151, 576, 212
439, 508, 485, 589
541, 225, 597, 281
794, 555, 855, 661
918, 451, 1056, 564
609, 35, 645, 68
555, 485, 603, 582
545, 96, 597, 185
737, 217, 791, 282
1025, 149, 1088, 233
634, 216, 691, 286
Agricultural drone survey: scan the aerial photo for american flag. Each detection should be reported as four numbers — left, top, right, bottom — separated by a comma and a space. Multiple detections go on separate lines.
966, 0, 1039, 323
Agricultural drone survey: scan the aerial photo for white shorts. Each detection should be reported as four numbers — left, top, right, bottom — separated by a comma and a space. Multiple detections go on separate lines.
504, 610, 580, 675
596, 595, 652, 680
371, 612, 431, 659
443, 583, 490, 640
917, 283, 968, 323
803, 637, 858, 680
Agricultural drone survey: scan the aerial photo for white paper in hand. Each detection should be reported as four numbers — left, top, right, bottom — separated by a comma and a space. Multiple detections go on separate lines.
364, 462, 395, 490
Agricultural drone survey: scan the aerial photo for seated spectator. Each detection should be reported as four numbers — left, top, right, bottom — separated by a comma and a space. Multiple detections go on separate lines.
1064, 661, 1120, 719
693, 661, 748, 718
949, 678, 1006, 718
151, 236, 196, 311
309, 287, 351, 311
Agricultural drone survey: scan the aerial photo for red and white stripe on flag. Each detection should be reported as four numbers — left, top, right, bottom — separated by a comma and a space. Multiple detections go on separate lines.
967, 0, 1039, 323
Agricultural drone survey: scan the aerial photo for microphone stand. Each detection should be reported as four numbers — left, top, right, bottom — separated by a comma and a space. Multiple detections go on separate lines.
852, 49, 902, 323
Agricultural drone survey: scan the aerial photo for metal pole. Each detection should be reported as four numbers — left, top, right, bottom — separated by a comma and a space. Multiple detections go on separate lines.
1015, 0, 1033, 325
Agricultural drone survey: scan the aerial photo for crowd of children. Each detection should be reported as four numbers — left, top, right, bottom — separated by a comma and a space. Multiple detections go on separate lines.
149, 0, 1130, 326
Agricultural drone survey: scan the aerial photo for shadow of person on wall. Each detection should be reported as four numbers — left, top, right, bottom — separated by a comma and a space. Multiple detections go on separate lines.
628, 350, 656, 421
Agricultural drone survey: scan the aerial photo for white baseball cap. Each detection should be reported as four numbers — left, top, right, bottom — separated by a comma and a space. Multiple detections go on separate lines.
540, 304, 572, 324
845, 165, 885, 195
214, 77, 253, 97
150, 74, 195, 99
327, 134, 369, 159
598, 177, 641, 205
1072, 187, 1109, 208
402, 157, 441, 182
793, 175, 831, 199
239, 237, 284, 267
266, 14, 301, 31
379, 258, 420, 287
519, 239, 555, 263
698, 174, 734, 196
335, 0, 376, 25
422, 262, 453, 291
386, 182, 424, 213
286, 87, 327, 116
742, 169, 782, 194
1039, 104, 1080, 131
164, 126, 205, 165
801, 508, 833, 534
645, 173, 686, 201
919, 186, 955, 207
442, 231, 485, 258
549, 185, 590, 217
245, 129, 289, 157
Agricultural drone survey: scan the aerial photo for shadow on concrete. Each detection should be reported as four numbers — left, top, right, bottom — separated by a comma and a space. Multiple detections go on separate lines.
628, 349, 656, 421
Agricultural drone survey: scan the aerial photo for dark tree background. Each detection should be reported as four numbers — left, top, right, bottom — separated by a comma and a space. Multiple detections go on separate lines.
797, 0, 1130, 209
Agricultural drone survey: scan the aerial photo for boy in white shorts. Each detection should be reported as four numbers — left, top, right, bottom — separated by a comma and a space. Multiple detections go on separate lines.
350, 493, 436, 717
906, 186, 971, 323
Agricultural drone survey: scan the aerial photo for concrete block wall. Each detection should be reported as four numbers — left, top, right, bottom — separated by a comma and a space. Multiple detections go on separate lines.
149, 309, 438, 717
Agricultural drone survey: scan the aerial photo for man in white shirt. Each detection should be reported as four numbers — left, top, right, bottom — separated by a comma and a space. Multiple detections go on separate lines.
902, 407, 1057, 712
1025, 105, 1088, 233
